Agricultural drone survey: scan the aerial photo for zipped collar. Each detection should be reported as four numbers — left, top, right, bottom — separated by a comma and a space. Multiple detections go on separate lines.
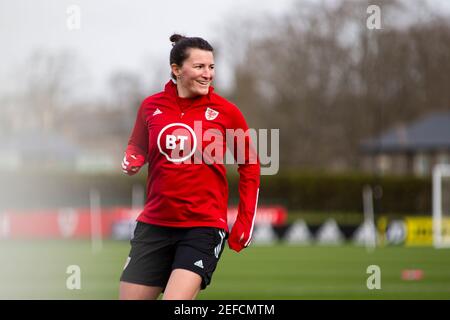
164, 79, 213, 108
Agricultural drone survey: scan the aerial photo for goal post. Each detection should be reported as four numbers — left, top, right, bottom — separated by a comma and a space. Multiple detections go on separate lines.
361, 185, 377, 251
432, 164, 450, 248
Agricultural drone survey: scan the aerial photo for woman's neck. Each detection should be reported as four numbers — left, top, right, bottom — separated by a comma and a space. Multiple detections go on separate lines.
176, 84, 195, 99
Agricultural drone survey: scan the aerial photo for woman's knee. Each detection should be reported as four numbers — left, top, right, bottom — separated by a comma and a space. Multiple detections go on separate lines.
119, 281, 163, 300
162, 269, 202, 300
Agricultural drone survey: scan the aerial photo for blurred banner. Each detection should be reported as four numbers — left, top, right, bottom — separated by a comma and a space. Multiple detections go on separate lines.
382, 216, 450, 246
0, 206, 287, 240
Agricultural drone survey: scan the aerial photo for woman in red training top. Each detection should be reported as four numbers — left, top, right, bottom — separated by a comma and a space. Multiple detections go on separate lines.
119, 34, 260, 300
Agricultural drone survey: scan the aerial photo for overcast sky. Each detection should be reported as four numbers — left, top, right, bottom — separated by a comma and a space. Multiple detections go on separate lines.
1, 0, 449, 101
0, 0, 296, 100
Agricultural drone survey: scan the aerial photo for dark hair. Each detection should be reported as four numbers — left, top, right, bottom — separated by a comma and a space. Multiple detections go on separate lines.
169, 34, 214, 80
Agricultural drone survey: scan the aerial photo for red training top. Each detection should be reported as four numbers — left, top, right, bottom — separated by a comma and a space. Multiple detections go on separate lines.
125, 80, 260, 250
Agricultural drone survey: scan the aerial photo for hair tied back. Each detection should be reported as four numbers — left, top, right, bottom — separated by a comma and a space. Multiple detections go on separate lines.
170, 34, 186, 46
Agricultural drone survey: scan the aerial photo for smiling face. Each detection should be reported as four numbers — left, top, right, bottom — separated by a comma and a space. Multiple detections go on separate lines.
171, 48, 215, 98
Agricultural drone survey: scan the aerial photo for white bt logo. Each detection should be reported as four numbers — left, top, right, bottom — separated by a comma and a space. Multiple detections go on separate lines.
166, 135, 188, 150
157, 123, 197, 163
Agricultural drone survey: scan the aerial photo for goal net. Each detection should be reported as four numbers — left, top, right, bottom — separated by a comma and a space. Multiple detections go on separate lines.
432, 164, 450, 248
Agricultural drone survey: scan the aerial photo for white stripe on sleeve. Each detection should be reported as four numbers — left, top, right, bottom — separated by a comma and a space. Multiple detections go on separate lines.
244, 187, 259, 247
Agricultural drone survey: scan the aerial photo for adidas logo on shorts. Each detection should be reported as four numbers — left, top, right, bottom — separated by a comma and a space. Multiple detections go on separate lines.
194, 259, 204, 269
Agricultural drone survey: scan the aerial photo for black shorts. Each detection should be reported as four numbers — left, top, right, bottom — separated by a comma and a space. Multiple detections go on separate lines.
120, 222, 228, 290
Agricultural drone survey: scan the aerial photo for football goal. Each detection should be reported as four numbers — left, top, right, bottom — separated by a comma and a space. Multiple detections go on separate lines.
432, 164, 450, 248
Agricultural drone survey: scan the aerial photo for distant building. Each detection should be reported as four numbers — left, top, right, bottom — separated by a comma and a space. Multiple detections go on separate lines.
360, 112, 450, 176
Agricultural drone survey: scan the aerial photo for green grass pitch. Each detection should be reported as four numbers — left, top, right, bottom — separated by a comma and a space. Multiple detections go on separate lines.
1, 240, 450, 299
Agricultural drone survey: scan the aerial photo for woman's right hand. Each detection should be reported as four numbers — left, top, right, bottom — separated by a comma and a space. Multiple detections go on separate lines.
121, 152, 146, 175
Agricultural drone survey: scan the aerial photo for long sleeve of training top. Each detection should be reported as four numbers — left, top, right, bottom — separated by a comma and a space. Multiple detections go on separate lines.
126, 105, 149, 163
226, 108, 260, 252
124, 80, 260, 251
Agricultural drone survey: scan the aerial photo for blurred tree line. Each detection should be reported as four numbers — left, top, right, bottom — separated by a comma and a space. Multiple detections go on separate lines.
2, 0, 450, 173
221, 0, 450, 170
